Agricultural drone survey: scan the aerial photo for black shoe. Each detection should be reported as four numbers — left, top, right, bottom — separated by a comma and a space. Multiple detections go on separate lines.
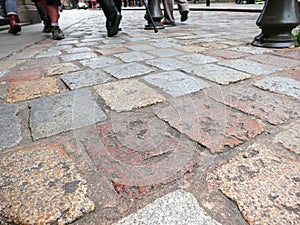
181, 11, 188, 22
106, 12, 122, 37
51, 26, 65, 40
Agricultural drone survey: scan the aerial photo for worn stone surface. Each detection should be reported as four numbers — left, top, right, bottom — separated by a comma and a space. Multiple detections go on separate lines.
60, 52, 98, 62
176, 53, 218, 65
205, 49, 250, 59
7, 77, 59, 103
35, 49, 62, 58
0, 143, 95, 224
30, 89, 107, 140
85, 112, 200, 190
229, 45, 273, 55
43, 62, 81, 76
247, 54, 300, 68
217, 59, 281, 76
79, 56, 121, 69
155, 96, 264, 153
183, 64, 251, 85
96, 47, 129, 56
145, 57, 192, 71
125, 44, 155, 51
114, 190, 221, 225
253, 77, 300, 99
208, 84, 300, 125
143, 71, 210, 97
0, 59, 25, 70
0, 105, 22, 151
61, 69, 111, 90
1, 68, 41, 82
208, 144, 300, 225
64, 47, 93, 54
146, 48, 183, 57
94, 79, 165, 112
273, 121, 300, 154
19, 57, 60, 70
114, 52, 155, 62
103, 62, 153, 79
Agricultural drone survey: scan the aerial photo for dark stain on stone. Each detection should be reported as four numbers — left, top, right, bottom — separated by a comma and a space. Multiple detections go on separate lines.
63, 180, 80, 194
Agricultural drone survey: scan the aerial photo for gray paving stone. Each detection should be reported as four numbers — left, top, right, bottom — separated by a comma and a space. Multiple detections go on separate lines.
125, 44, 156, 51
0, 70, 9, 79
150, 42, 179, 48
64, 47, 94, 54
29, 89, 107, 140
0, 105, 22, 151
55, 40, 79, 45
145, 58, 192, 71
217, 59, 281, 76
114, 190, 221, 225
183, 64, 252, 85
80, 56, 120, 69
103, 62, 153, 79
61, 69, 111, 90
253, 77, 300, 99
176, 53, 218, 65
146, 48, 183, 57
35, 50, 62, 59
114, 52, 155, 63
61, 52, 98, 62
143, 71, 210, 97
229, 45, 273, 55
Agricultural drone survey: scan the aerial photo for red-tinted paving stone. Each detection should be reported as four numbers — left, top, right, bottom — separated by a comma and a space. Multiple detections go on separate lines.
155, 96, 264, 154
84, 112, 201, 197
208, 83, 300, 125
1, 68, 41, 82
272, 48, 300, 60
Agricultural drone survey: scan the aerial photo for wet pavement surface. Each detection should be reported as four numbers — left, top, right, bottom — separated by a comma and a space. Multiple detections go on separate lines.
0, 3, 299, 225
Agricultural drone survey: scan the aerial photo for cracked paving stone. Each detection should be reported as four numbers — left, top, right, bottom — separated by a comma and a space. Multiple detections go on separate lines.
43, 62, 81, 76
84, 112, 200, 194
207, 144, 300, 225
0, 143, 95, 225
253, 76, 300, 99
0, 105, 22, 151
30, 88, 107, 140
114, 190, 221, 225
7, 77, 59, 103
155, 96, 264, 153
208, 83, 300, 125
94, 79, 165, 112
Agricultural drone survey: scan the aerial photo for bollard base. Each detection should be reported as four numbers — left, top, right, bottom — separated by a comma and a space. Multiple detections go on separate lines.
144, 22, 164, 30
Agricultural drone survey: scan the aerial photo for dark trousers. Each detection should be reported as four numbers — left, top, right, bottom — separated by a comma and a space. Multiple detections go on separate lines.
97, 0, 121, 19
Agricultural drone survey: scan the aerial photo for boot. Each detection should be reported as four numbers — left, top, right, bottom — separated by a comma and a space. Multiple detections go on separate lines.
9, 14, 21, 34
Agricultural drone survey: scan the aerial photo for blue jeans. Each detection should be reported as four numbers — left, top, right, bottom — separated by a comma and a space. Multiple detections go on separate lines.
0, 0, 18, 16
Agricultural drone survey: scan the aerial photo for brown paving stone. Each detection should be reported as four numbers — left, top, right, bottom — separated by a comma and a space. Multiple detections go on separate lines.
0, 59, 25, 70
18, 57, 60, 70
176, 45, 209, 53
43, 62, 81, 76
272, 48, 300, 60
84, 112, 201, 197
1, 68, 41, 82
155, 96, 264, 153
7, 77, 59, 103
247, 54, 300, 68
208, 83, 300, 125
208, 144, 300, 225
0, 143, 95, 225
95, 47, 129, 56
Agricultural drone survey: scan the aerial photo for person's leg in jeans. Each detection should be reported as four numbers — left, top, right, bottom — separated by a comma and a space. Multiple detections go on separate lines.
1, 0, 21, 34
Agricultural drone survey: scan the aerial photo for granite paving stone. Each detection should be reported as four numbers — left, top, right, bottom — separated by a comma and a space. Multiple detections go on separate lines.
272, 48, 300, 60
143, 71, 210, 97
1, 68, 41, 82
43, 62, 81, 76
146, 48, 183, 57
176, 53, 218, 65
103, 62, 153, 79
7, 77, 59, 103
0, 105, 22, 151
273, 121, 300, 155
217, 59, 281, 76
64, 47, 94, 54
80, 56, 121, 69
35, 49, 62, 58
208, 83, 300, 125
18, 57, 60, 70
60, 52, 98, 62
144, 58, 192, 71
155, 96, 264, 153
247, 54, 300, 68
0, 143, 95, 224
228, 45, 273, 55
253, 76, 300, 99
125, 44, 156, 51
176, 45, 209, 53
61, 69, 111, 90
183, 64, 251, 85
114, 52, 155, 63
205, 49, 250, 60
29, 88, 107, 140
95, 47, 129, 56
208, 144, 300, 225
94, 79, 165, 112
0, 59, 25, 70
114, 190, 221, 225
0, 70, 9, 79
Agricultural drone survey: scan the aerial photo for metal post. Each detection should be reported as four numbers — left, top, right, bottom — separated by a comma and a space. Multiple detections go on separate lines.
252, 0, 300, 48
144, 0, 164, 30
206, 0, 210, 7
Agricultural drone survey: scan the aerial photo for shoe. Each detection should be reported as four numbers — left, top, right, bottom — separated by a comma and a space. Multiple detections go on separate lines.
181, 11, 188, 22
161, 18, 175, 26
8, 14, 21, 34
42, 19, 52, 33
106, 12, 122, 37
51, 26, 65, 40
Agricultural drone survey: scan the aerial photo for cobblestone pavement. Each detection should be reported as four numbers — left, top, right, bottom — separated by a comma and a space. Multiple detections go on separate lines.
0, 4, 300, 225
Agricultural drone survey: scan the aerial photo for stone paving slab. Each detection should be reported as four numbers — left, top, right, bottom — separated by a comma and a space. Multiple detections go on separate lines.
247, 54, 300, 68
114, 52, 155, 63
208, 83, 300, 125
0, 105, 22, 151
18, 57, 60, 70
79, 56, 121, 69
0, 68, 41, 82
43, 62, 81, 76
7, 77, 59, 103
155, 96, 264, 153
114, 190, 221, 225
143, 71, 210, 97
61, 52, 98, 62
176, 53, 218, 65
145, 57, 193, 71
208, 144, 300, 225
253, 76, 300, 99
94, 79, 165, 112
0, 143, 95, 224
29, 88, 107, 140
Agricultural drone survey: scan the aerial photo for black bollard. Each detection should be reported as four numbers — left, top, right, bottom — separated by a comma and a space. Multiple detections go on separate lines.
144, 0, 164, 30
252, 0, 300, 48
